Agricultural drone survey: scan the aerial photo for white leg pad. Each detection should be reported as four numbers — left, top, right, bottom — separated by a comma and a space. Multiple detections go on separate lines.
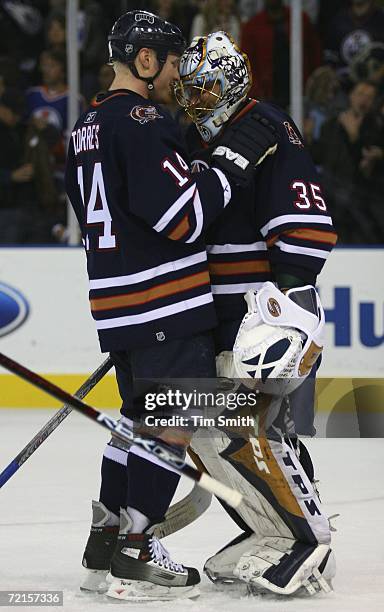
234, 537, 333, 596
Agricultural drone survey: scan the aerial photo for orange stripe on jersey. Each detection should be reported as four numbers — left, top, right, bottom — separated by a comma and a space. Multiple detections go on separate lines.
285, 228, 338, 245
90, 271, 210, 311
267, 228, 337, 247
209, 261, 271, 276
91, 92, 132, 107
231, 99, 258, 124
168, 214, 190, 240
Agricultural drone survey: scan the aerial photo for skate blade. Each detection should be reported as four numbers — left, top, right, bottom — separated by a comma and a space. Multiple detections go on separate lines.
106, 578, 200, 601
80, 569, 110, 594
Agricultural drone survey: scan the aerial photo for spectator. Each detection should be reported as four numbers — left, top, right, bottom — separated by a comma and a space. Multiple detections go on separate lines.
350, 42, 384, 94
26, 49, 69, 137
313, 80, 378, 242
190, 0, 241, 43
0, 89, 58, 243
239, 0, 319, 24
45, 10, 66, 53
241, 0, 321, 108
239, 0, 264, 22
26, 49, 85, 195
304, 65, 344, 145
78, 1, 108, 101
154, 0, 198, 40
324, 0, 384, 83
358, 95, 384, 241
0, 1, 45, 88
317, 0, 348, 39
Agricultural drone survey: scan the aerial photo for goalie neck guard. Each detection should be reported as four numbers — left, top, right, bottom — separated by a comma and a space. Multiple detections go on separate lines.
175, 31, 252, 142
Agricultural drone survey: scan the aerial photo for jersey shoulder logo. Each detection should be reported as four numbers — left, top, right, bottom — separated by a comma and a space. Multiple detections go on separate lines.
191, 159, 209, 173
84, 111, 97, 124
130, 105, 163, 124
283, 121, 304, 147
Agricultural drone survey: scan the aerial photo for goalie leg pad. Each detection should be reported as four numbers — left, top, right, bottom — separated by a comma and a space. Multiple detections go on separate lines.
234, 537, 334, 596
190, 427, 293, 541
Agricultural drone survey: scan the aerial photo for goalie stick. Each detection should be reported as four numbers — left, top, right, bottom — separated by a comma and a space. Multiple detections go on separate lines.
0, 351, 242, 509
153, 484, 212, 538
0, 357, 113, 489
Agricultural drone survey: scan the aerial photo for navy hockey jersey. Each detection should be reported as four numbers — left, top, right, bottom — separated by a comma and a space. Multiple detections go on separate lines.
65, 89, 231, 352
186, 100, 338, 324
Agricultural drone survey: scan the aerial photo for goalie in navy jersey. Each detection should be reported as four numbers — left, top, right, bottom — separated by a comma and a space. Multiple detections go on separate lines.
65, 11, 280, 603
175, 32, 338, 596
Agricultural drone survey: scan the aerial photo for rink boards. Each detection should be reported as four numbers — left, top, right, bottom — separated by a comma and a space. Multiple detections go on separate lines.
0, 247, 383, 413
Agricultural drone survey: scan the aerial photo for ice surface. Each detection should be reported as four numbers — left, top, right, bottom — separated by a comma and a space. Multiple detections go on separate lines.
1, 409, 383, 611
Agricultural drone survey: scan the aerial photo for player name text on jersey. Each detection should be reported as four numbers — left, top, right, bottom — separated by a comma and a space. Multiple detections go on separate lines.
72, 124, 100, 155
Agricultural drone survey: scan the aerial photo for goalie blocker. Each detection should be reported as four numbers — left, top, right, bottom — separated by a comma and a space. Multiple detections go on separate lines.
217, 282, 325, 395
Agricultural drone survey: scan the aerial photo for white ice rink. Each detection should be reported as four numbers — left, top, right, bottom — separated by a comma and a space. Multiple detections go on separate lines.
1, 409, 384, 612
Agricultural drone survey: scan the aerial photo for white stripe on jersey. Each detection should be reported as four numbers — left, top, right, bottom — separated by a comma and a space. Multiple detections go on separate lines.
154, 183, 196, 233
260, 214, 333, 237
212, 282, 266, 294
275, 240, 329, 259
89, 251, 207, 290
207, 242, 267, 254
103, 445, 128, 466
186, 188, 203, 243
212, 168, 231, 206
94, 293, 213, 329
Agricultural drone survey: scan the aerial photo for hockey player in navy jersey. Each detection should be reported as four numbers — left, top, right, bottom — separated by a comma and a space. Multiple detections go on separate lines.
175, 32, 338, 596
65, 11, 279, 602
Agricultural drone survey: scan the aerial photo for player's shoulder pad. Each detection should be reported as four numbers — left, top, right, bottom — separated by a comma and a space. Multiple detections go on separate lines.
251, 100, 306, 149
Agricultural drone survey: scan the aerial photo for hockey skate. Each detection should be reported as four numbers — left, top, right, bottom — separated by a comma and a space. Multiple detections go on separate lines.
106, 509, 200, 601
80, 500, 119, 593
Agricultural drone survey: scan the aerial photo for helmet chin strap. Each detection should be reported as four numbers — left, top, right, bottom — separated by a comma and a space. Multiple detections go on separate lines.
129, 56, 165, 92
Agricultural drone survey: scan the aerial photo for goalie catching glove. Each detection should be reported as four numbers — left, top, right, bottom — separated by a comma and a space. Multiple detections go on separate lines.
212, 111, 278, 188
217, 282, 325, 394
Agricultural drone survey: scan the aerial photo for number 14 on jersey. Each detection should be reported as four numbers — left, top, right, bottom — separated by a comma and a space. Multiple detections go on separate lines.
77, 162, 116, 250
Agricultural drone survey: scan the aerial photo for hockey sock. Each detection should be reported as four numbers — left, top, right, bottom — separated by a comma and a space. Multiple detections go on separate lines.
126, 506, 150, 532
99, 443, 128, 518
126, 452, 180, 521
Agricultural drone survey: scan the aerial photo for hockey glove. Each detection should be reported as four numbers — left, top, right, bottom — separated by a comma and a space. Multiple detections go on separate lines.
211, 111, 278, 188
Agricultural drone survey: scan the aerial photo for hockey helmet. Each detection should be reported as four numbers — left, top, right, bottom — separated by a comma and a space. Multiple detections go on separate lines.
175, 32, 252, 142
108, 10, 186, 67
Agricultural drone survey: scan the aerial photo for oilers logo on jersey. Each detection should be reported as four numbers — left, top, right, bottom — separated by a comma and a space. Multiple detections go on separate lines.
130, 105, 163, 124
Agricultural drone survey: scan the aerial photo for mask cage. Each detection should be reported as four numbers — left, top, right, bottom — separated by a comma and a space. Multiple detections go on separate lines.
174, 70, 224, 123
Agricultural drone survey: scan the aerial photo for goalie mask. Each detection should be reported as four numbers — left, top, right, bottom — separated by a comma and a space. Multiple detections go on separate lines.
174, 31, 252, 142
222, 283, 325, 395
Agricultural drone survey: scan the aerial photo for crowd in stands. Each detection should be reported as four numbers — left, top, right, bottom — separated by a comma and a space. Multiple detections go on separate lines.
0, 0, 383, 244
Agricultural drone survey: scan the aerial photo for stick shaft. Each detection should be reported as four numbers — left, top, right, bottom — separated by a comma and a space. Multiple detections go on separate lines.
0, 358, 113, 488
0, 352, 242, 508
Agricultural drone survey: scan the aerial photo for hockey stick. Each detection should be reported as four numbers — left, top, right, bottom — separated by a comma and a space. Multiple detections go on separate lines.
0, 357, 113, 488
0, 352, 211, 536
153, 484, 212, 539
0, 352, 242, 509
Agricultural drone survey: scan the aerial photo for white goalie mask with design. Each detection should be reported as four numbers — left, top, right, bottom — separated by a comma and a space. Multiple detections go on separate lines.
174, 31, 252, 143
